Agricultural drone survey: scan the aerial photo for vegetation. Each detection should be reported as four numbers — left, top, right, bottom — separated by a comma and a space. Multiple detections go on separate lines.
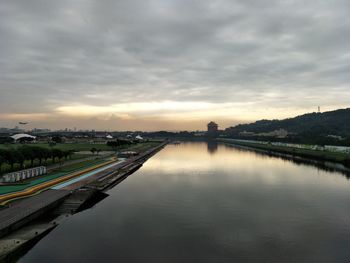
225, 108, 350, 146
0, 158, 107, 195
0, 146, 74, 174
219, 139, 350, 166
0, 141, 162, 174
106, 139, 132, 149
0, 143, 113, 151
51, 159, 106, 173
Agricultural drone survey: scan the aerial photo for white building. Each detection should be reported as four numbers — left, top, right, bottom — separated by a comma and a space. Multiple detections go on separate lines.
10, 133, 36, 142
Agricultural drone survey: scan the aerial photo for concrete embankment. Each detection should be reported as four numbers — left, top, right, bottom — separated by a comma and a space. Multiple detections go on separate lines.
0, 141, 168, 260
0, 190, 69, 238
0, 221, 58, 262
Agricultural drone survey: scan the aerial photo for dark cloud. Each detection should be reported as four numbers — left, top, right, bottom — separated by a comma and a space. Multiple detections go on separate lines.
0, 0, 349, 128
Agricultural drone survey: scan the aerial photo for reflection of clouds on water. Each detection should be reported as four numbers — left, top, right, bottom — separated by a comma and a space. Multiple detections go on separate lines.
20, 141, 350, 263
142, 142, 350, 190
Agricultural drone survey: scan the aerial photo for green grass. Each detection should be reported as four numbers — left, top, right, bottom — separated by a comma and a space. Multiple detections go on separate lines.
0, 141, 162, 175
219, 139, 350, 164
51, 158, 107, 173
121, 141, 162, 152
0, 153, 93, 175
0, 143, 114, 151
0, 172, 66, 195
0, 141, 163, 194
0, 141, 162, 152
0, 158, 109, 195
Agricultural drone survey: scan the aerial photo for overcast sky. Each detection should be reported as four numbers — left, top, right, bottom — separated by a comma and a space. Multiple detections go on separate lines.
1, 0, 350, 131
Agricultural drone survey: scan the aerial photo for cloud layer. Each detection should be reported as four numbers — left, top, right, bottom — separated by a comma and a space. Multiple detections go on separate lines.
1, 0, 350, 130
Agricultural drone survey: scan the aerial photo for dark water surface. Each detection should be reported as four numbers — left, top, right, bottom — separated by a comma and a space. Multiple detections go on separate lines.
20, 142, 350, 262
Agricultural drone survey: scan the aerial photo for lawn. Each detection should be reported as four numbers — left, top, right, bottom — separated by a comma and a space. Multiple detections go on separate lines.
0, 152, 93, 175
0, 141, 163, 195
0, 141, 163, 174
0, 158, 108, 195
0, 142, 114, 151
0, 141, 162, 152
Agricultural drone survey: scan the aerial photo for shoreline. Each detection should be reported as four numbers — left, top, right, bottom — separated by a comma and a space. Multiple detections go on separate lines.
218, 139, 350, 174
0, 141, 168, 260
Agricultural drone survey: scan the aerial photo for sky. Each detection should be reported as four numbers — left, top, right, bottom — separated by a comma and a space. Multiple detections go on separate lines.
0, 0, 350, 131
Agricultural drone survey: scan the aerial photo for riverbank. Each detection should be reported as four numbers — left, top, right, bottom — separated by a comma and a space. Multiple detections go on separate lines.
0, 141, 167, 260
218, 139, 350, 167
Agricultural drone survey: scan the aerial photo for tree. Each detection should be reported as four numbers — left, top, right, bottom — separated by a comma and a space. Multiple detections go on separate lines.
52, 149, 63, 163
51, 136, 63, 143
32, 147, 45, 165
19, 146, 36, 167
3, 149, 17, 170
90, 147, 97, 155
14, 149, 25, 169
43, 148, 52, 164
0, 149, 5, 173
0, 155, 4, 174
107, 141, 118, 149
67, 150, 74, 159
63, 150, 74, 160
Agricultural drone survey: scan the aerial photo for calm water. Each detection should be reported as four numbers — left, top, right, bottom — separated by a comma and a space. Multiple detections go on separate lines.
20, 142, 350, 263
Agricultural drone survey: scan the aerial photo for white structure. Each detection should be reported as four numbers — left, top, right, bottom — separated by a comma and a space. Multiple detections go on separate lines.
106, 134, 113, 139
10, 133, 36, 142
325, 145, 350, 154
1, 166, 46, 183
135, 135, 144, 141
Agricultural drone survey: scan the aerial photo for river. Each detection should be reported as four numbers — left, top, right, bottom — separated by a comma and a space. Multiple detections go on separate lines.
19, 142, 350, 262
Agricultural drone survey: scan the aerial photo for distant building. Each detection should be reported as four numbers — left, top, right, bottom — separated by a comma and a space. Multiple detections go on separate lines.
11, 133, 36, 142
135, 135, 144, 141
207, 121, 218, 133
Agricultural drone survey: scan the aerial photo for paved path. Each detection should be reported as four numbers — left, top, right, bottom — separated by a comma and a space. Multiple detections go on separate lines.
0, 189, 70, 237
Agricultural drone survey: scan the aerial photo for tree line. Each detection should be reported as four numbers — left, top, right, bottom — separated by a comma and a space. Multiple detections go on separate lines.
0, 146, 74, 173
106, 139, 133, 148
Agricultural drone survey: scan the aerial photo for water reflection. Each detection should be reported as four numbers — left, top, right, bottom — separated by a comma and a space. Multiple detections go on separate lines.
207, 141, 218, 154
19, 142, 350, 263
225, 143, 350, 179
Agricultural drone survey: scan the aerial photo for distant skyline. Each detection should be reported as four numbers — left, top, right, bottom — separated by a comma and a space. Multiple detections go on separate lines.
1, 1, 350, 131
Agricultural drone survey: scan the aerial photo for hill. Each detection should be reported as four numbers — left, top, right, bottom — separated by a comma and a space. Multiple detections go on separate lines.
225, 108, 350, 145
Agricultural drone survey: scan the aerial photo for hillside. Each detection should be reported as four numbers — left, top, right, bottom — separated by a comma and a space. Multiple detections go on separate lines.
225, 108, 350, 145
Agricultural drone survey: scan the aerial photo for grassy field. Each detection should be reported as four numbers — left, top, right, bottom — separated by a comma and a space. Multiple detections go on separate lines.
0, 141, 162, 174
0, 141, 163, 195
121, 141, 162, 152
50, 158, 107, 173
0, 141, 162, 151
0, 152, 93, 175
0, 158, 109, 195
218, 139, 350, 165
0, 142, 113, 151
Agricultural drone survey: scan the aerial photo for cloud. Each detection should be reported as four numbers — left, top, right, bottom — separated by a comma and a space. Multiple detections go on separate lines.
0, 0, 350, 129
